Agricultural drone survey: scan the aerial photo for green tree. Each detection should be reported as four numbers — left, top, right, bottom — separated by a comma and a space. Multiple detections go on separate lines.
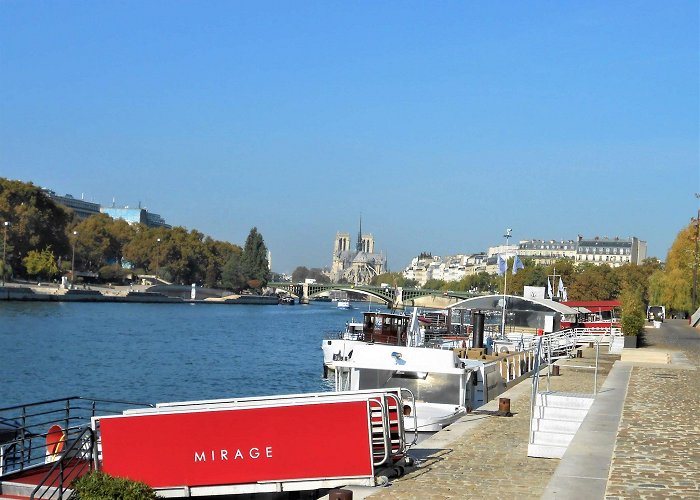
291, 266, 310, 283
369, 272, 417, 288
23, 248, 59, 280
422, 279, 447, 290
0, 179, 70, 277
660, 222, 695, 313
240, 227, 270, 289
567, 263, 619, 301
222, 252, 246, 291
72, 214, 124, 272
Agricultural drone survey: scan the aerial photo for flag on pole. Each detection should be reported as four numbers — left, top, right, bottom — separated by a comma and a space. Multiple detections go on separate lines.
512, 255, 525, 275
547, 278, 553, 299
558, 278, 568, 301
497, 254, 507, 275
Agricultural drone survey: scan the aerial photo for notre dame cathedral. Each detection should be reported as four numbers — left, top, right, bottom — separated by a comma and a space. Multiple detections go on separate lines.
330, 221, 387, 284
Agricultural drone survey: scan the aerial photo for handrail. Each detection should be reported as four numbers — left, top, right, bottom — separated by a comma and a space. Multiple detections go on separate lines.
399, 388, 418, 447
30, 426, 94, 500
368, 398, 390, 467
0, 397, 153, 477
528, 336, 544, 445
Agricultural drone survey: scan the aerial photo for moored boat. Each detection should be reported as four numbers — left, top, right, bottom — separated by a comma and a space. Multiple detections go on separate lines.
333, 343, 473, 433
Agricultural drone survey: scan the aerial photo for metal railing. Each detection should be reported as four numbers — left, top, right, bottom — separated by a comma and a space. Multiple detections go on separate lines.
528, 337, 545, 445
30, 426, 94, 500
528, 332, 605, 445
0, 396, 152, 477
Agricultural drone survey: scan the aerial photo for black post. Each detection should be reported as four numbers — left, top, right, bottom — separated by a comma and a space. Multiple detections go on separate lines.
473, 312, 485, 348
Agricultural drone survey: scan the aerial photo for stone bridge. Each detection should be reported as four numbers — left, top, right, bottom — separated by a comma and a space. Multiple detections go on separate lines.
269, 282, 477, 309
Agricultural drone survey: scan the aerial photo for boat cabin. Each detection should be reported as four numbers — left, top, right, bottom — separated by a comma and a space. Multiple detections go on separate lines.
362, 311, 410, 345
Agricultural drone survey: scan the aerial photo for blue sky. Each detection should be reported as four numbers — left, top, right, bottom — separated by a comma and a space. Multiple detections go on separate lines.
1, 1, 698, 273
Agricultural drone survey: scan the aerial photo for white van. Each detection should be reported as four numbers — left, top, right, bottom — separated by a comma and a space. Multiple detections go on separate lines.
647, 305, 665, 322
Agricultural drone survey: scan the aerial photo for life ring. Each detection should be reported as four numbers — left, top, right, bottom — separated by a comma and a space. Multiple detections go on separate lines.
499, 346, 510, 354
45, 424, 65, 462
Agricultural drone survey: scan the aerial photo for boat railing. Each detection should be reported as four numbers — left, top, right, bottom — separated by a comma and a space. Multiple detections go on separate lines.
29, 426, 94, 500
0, 396, 153, 477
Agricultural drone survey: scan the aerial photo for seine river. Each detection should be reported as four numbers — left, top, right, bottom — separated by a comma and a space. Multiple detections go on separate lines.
1, 301, 377, 408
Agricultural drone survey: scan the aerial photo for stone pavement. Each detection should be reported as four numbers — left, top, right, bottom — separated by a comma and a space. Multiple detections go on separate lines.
604, 320, 699, 499
364, 346, 618, 500
358, 320, 699, 500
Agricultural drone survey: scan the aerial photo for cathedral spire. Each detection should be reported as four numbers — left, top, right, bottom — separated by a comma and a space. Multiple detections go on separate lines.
356, 214, 363, 252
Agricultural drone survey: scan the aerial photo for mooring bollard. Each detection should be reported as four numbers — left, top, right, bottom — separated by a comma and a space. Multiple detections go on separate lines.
498, 397, 512, 416
329, 488, 353, 500
552, 365, 560, 376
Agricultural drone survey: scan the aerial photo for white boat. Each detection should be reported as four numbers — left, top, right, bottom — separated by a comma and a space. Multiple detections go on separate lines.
336, 299, 351, 309
322, 311, 411, 376
333, 343, 475, 433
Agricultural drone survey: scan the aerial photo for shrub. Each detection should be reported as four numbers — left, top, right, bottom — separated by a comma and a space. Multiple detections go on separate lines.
620, 286, 645, 336
72, 471, 157, 500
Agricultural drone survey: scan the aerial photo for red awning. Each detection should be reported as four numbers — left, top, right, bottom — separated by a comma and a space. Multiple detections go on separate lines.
562, 300, 621, 312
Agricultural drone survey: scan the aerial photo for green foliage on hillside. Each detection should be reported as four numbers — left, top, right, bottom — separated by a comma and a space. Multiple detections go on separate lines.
0, 178, 267, 289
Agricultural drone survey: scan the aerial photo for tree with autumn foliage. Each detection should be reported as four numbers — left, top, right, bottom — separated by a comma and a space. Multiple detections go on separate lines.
659, 222, 696, 313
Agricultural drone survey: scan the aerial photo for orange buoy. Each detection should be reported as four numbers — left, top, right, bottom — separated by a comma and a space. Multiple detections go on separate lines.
46, 424, 65, 461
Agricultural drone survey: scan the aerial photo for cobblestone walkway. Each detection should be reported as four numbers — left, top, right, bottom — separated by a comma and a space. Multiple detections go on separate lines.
369, 352, 615, 500
605, 322, 700, 499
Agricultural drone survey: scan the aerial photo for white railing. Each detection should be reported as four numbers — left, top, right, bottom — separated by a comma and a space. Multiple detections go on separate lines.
528, 331, 605, 445
494, 348, 540, 384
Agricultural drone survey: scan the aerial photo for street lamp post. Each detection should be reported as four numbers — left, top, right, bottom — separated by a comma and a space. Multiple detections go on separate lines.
155, 238, 161, 281
2, 221, 10, 286
501, 228, 512, 335
71, 230, 78, 287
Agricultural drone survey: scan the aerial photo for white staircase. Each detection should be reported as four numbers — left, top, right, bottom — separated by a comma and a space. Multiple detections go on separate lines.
528, 392, 594, 459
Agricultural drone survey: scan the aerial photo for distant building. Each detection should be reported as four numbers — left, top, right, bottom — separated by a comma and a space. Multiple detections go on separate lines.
100, 206, 171, 229
43, 187, 171, 228
401, 233, 647, 284
43, 190, 101, 219
402, 253, 489, 286
575, 236, 647, 267
330, 221, 386, 284
517, 239, 577, 265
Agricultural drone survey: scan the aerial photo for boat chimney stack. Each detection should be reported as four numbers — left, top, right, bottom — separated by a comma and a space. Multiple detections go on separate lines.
472, 312, 485, 348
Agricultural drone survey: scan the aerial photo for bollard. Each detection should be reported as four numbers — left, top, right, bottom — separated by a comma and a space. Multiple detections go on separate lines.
576, 349, 583, 358
498, 397, 512, 416
552, 365, 560, 376
329, 489, 353, 500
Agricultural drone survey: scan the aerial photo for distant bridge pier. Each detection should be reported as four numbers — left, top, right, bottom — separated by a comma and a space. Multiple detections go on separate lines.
300, 283, 310, 304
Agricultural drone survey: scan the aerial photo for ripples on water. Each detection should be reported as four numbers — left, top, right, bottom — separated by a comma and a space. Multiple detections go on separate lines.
1, 301, 378, 407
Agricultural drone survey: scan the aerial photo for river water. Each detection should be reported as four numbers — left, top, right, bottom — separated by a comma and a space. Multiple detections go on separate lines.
1, 301, 378, 408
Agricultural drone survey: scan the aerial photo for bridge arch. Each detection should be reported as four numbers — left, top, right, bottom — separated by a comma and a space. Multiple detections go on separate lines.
269, 282, 453, 309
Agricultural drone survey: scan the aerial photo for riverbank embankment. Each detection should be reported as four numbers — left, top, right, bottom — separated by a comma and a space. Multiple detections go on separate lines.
344, 319, 699, 500
0, 284, 279, 304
